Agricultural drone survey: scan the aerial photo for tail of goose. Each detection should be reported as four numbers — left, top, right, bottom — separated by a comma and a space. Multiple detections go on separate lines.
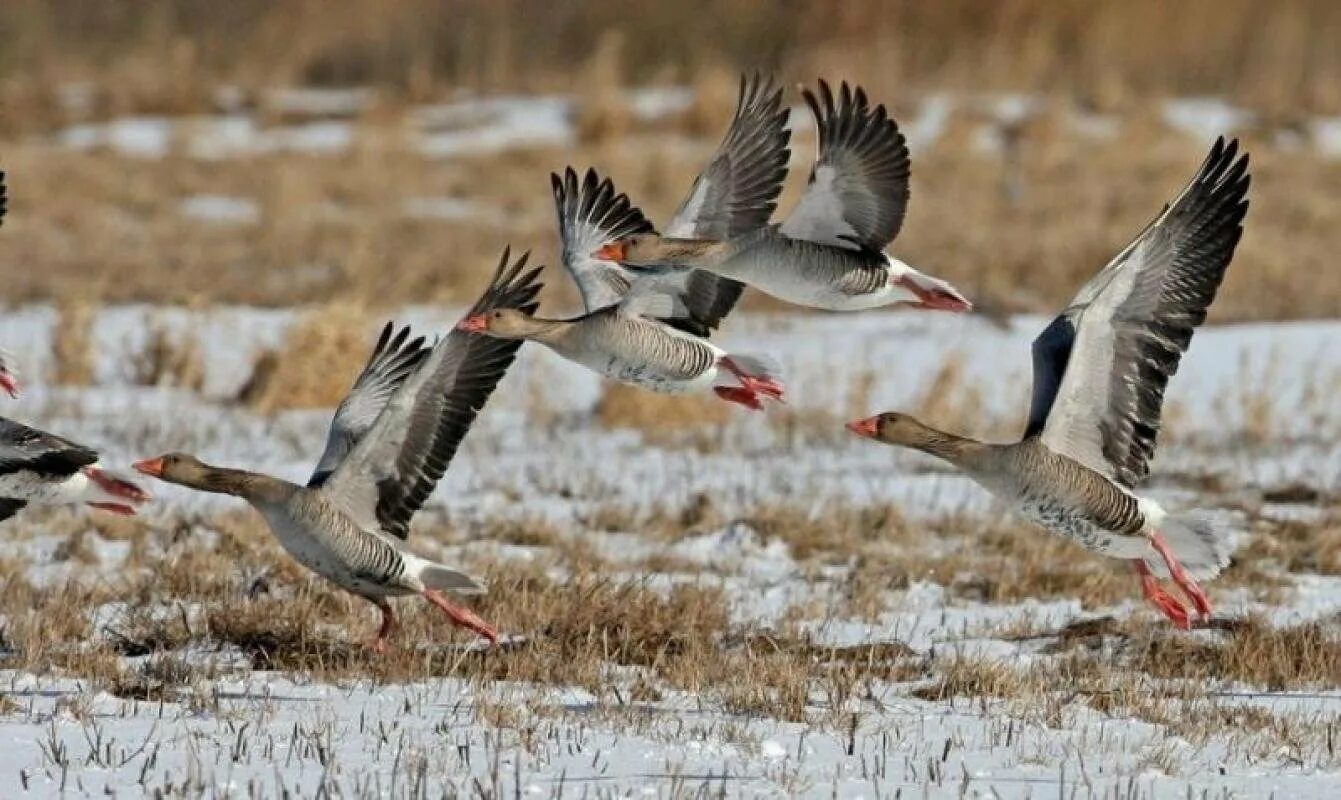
1146, 511, 1239, 582
417, 559, 486, 595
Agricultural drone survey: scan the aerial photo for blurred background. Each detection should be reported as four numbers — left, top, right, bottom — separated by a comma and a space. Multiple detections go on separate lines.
1, 0, 1338, 320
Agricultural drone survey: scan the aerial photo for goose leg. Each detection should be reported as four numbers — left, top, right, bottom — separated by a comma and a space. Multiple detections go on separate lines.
713, 386, 763, 410
423, 589, 499, 644
372, 599, 395, 654
1148, 530, 1213, 621
1132, 560, 1190, 630
719, 358, 785, 401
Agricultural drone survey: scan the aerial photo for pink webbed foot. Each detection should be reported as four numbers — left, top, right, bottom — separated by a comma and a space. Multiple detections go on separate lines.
424, 589, 499, 644
82, 466, 150, 503
719, 358, 785, 403
713, 386, 763, 410
1148, 530, 1213, 621
1134, 560, 1190, 630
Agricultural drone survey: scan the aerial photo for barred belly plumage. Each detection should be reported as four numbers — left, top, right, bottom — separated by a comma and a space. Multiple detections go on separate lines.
1015, 488, 1144, 555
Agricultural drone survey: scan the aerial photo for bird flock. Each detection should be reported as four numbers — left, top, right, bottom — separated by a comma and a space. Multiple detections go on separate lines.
0, 75, 1250, 651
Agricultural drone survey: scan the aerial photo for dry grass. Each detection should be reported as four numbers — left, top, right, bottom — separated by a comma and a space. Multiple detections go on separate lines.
239, 303, 373, 412
130, 321, 205, 391
594, 382, 732, 444
5, 1, 1341, 117
51, 299, 95, 386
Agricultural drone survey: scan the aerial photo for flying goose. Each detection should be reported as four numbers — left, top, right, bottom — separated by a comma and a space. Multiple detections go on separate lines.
461, 75, 791, 409
0, 418, 149, 520
848, 138, 1250, 628
134, 251, 543, 651
0, 170, 18, 397
594, 80, 971, 314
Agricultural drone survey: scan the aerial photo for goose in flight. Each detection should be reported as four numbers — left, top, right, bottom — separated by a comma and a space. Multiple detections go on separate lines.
135, 251, 543, 651
848, 138, 1250, 628
461, 75, 791, 409
0, 418, 149, 521
594, 80, 971, 314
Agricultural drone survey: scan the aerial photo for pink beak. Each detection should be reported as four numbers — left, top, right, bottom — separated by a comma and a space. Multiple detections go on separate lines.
0, 371, 17, 399
456, 313, 489, 333
846, 416, 880, 438
591, 242, 627, 262
897, 277, 973, 313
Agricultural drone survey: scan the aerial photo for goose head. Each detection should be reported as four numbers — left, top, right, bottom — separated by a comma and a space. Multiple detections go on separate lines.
592, 234, 712, 273
456, 308, 551, 341
847, 412, 939, 449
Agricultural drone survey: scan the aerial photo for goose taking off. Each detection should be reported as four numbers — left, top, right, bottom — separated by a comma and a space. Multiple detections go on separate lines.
594, 80, 971, 313
134, 250, 543, 652
848, 138, 1250, 628
0, 418, 149, 520
0, 170, 18, 398
460, 75, 790, 410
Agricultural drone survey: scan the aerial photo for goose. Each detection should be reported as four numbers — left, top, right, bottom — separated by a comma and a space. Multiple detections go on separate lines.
0, 170, 18, 398
133, 250, 543, 651
461, 74, 791, 410
0, 418, 149, 520
847, 138, 1249, 628
594, 80, 971, 314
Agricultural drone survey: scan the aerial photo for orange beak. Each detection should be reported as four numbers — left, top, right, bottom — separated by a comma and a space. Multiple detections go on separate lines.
592, 241, 627, 262
846, 416, 880, 438
0, 371, 17, 399
456, 313, 489, 333
132, 457, 165, 478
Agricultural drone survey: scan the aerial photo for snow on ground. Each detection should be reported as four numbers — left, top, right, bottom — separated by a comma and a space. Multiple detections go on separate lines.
0, 306, 1339, 796
48, 85, 1341, 164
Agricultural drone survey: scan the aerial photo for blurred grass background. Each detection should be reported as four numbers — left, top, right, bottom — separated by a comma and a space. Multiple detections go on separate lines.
1, 0, 1339, 319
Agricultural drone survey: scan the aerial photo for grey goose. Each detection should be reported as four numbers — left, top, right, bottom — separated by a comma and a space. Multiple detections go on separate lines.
0, 418, 149, 520
462, 74, 790, 409
134, 250, 543, 651
848, 138, 1250, 628
594, 80, 971, 314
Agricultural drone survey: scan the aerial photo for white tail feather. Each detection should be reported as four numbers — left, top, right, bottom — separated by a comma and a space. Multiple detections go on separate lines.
420, 563, 486, 595
1145, 511, 1240, 581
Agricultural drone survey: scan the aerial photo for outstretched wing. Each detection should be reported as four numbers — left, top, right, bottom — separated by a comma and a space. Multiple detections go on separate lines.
660, 73, 793, 335
780, 80, 910, 252
668, 72, 791, 240
553, 167, 654, 313
1030, 138, 1250, 488
321, 249, 543, 539
308, 322, 430, 487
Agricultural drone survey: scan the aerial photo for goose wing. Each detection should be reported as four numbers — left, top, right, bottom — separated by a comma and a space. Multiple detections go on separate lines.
779, 80, 910, 252
308, 322, 430, 487
0, 417, 99, 478
320, 249, 543, 539
553, 167, 654, 313
660, 73, 792, 335
1028, 138, 1250, 488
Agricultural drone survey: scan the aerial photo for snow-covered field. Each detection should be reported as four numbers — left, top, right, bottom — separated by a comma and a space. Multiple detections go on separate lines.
0, 306, 1339, 797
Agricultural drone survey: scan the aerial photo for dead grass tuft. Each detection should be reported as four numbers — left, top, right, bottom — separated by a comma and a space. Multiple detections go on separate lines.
594, 382, 732, 443
52, 299, 96, 386
240, 303, 373, 412
131, 322, 205, 391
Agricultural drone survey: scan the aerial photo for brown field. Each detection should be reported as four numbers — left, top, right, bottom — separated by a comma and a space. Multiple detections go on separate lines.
0, 2, 1339, 319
